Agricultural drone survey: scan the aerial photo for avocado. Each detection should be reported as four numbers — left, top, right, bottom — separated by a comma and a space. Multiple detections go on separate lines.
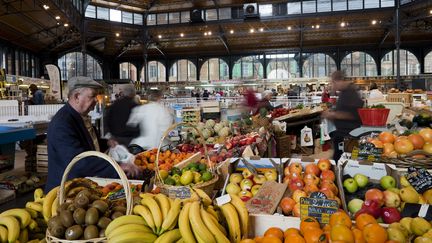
85, 207, 99, 225
92, 200, 109, 214
72, 207, 86, 225
97, 217, 112, 229
65, 225, 83, 240
60, 210, 75, 228
84, 225, 99, 240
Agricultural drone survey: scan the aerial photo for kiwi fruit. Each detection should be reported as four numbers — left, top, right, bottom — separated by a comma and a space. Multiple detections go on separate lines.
76, 189, 92, 199
65, 225, 83, 240
110, 211, 124, 220
58, 202, 71, 214
97, 217, 111, 229
67, 204, 77, 212
112, 206, 127, 214
60, 210, 74, 228
74, 195, 89, 208
50, 225, 65, 238
92, 200, 109, 214
47, 216, 62, 230
84, 225, 99, 240
72, 207, 86, 225
99, 228, 106, 238
85, 207, 99, 225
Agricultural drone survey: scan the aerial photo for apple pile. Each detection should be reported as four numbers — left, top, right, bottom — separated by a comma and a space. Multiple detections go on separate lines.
225, 169, 278, 201
279, 159, 341, 217
345, 173, 432, 224
270, 108, 290, 118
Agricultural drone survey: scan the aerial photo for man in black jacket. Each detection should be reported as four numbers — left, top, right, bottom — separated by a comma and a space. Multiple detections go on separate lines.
105, 84, 140, 146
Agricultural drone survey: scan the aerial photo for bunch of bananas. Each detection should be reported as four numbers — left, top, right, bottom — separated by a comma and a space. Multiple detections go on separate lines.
105, 188, 249, 243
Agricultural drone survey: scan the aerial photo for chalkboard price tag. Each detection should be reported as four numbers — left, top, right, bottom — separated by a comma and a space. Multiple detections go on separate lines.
405, 167, 432, 194
300, 197, 338, 224
161, 186, 191, 199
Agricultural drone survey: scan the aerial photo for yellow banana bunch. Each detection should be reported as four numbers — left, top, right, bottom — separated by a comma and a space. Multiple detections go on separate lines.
192, 188, 213, 206
178, 202, 196, 243
140, 194, 163, 233
42, 186, 59, 222
108, 231, 157, 243
0, 216, 20, 243
220, 202, 241, 243
154, 229, 182, 243
160, 198, 181, 234
188, 201, 216, 243
0, 208, 31, 229
154, 194, 171, 221
33, 188, 44, 203
105, 215, 147, 237
200, 206, 230, 243
133, 205, 156, 233
229, 193, 249, 238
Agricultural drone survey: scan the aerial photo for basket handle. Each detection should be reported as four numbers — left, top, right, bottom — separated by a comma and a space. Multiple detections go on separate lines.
58, 151, 132, 215
402, 149, 432, 158
155, 122, 211, 184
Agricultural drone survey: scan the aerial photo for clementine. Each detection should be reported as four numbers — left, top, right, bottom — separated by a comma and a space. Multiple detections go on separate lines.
285, 233, 306, 243
379, 131, 395, 144
264, 227, 284, 241
330, 224, 354, 243
240, 239, 257, 243
362, 223, 387, 243
284, 228, 301, 238
355, 213, 377, 230
330, 211, 352, 228
303, 228, 327, 243
352, 228, 366, 243
300, 217, 320, 235
254, 236, 264, 243
262, 236, 283, 243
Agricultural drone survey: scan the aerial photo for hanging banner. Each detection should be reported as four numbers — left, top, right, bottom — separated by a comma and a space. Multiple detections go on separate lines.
45, 64, 62, 100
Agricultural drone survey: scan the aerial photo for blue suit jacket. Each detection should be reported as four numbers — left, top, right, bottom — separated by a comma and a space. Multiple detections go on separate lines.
45, 103, 118, 192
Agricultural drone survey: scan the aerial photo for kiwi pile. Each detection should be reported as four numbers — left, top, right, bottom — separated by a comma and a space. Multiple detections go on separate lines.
48, 189, 127, 240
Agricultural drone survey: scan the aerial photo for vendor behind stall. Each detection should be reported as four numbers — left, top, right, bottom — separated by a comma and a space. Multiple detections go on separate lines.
45, 76, 139, 192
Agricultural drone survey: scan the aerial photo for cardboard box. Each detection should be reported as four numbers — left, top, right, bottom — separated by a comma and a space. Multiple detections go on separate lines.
336, 158, 400, 214
249, 214, 300, 237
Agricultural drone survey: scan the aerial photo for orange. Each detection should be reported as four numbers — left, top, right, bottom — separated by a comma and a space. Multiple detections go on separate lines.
284, 234, 305, 243
329, 211, 352, 228
352, 228, 366, 243
240, 239, 256, 243
362, 224, 388, 243
355, 213, 377, 230
262, 236, 282, 243
300, 217, 320, 235
254, 236, 264, 243
284, 228, 301, 238
330, 224, 354, 243
303, 228, 327, 243
264, 227, 284, 241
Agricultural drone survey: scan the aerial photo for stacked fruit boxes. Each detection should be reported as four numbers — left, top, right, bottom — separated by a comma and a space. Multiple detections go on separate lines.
36, 145, 48, 173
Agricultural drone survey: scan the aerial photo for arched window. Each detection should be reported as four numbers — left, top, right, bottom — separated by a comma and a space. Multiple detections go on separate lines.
381, 49, 420, 76
169, 59, 196, 82
232, 55, 264, 79
119, 62, 137, 81
200, 58, 229, 81
266, 54, 298, 79
302, 53, 336, 78
341, 51, 377, 76
58, 52, 102, 80
424, 51, 432, 73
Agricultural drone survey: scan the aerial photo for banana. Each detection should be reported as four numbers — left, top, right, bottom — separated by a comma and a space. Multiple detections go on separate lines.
133, 205, 156, 233
154, 194, 171, 222
108, 231, 157, 243
19, 228, 28, 243
0, 225, 7, 243
105, 215, 147, 237
139, 193, 155, 199
0, 208, 31, 229
24, 209, 37, 219
178, 202, 196, 243
28, 219, 37, 231
42, 186, 59, 222
25, 202, 42, 213
182, 190, 200, 204
140, 195, 163, 233
189, 201, 216, 243
160, 198, 181, 234
229, 194, 249, 239
26, 240, 39, 243
154, 229, 182, 243
33, 189, 44, 203
193, 188, 212, 206
176, 239, 184, 243
50, 197, 59, 218
207, 210, 227, 236
0, 216, 20, 243
106, 224, 152, 239
220, 203, 241, 243
200, 206, 230, 243
206, 206, 219, 221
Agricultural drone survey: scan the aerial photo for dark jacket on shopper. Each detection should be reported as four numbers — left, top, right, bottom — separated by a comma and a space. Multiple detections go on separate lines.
46, 103, 117, 192
105, 97, 139, 146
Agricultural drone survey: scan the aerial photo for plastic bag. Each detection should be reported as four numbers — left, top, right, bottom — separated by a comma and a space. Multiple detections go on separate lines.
108, 145, 135, 164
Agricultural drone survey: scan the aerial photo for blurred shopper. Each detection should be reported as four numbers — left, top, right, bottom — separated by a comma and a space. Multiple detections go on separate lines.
368, 82, 384, 100
29, 84, 44, 105
254, 90, 280, 115
321, 86, 330, 103
105, 84, 140, 146
127, 89, 173, 150
202, 90, 210, 100
322, 71, 364, 161
46, 77, 139, 191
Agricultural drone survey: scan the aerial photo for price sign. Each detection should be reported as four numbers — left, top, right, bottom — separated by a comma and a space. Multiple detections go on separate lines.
161, 186, 191, 199
300, 195, 338, 224
406, 167, 432, 194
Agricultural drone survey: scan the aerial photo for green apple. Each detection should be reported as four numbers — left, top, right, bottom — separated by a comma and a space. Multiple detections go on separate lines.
193, 171, 202, 184
347, 198, 364, 214
180, 170, 194, 185
264, 169, 277, 181
242, 169, 253, 179
251, 185, 262, 196
353, 173, 369, 188
253, 175, 267, 185
240, 179, 253, 191
380, 175, 396, 189
229, 173, 243, 184
226, 183, 241, 195
343, 178, 359, 193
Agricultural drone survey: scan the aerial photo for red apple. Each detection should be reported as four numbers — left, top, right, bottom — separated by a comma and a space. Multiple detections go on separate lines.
321, 170, 335, 182
319, 187, 335, 199
304, 174, 319, 186
292, 190, 307, 203
283, 175, 291, 185
317, 159, 331, 171
381, 207, 401, 224
365, 188, 384, 207
383, 190, 401, 208
289, 162, 303, 174
289, 178, 305, 192
305, 163, 321, 176
355, 200, 382, 219
280, 197, 296, 215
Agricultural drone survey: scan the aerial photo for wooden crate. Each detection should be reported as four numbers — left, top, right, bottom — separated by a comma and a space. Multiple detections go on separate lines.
36, 145, 48, 173
386, 93, 413, 107
275, 135, 291, 158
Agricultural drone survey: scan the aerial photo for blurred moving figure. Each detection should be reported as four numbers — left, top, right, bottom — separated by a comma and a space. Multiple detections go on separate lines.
127, 90, 173, 150
105, 84, 140, 146
321, 86, 330, 103
322, 71, 364, 161
29, 84, 44, 105
368, 82, 385, 100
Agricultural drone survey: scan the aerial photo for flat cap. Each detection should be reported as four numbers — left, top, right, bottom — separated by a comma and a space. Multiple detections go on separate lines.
68, 76, 103, 91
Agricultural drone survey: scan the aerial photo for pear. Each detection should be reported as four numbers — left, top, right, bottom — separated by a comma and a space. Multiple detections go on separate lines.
423, 189, 432, 204
411, 217, 432, 236
400, 187, 420, 203
400, 175, 411, 187
388, 187, 401, 194
389, 222, 410, 238
414, 236, 432, 243
401, 217, 414, 235
423, 229, 432, 239
387, 227, 407, 243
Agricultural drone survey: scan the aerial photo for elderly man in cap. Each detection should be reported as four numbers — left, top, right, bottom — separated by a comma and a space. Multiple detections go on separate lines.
45, 76, 139, 191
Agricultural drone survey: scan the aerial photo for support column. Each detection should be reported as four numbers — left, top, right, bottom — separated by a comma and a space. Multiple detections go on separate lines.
81, 19, 87, 77
395, 0, 401, 88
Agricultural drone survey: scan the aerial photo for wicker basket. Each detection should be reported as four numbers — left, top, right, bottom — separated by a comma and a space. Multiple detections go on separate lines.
46, 151, 132, 243
380, 150, 432, 169
154, 122, 219, 199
